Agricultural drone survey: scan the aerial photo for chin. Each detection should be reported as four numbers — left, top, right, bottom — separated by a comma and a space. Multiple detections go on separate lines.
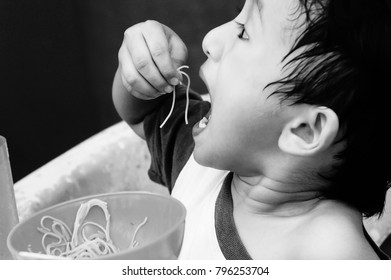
193, 146, 228, 171
193, 145, 215, 169
193, 146, 208, 167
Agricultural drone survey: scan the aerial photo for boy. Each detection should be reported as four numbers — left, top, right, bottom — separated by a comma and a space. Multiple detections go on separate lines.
112, 0, 390, 259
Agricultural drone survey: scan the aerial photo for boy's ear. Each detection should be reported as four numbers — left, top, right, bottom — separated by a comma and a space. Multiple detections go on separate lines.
278, 106, 339, 156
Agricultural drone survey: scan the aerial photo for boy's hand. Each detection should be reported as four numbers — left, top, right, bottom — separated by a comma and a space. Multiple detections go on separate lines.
118, 20, 188, 100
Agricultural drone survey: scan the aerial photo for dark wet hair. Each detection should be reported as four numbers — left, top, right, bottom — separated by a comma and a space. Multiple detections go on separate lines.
268, 0, 391, 217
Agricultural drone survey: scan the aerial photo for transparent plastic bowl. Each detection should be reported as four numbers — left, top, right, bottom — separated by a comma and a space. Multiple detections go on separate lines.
7, 191, 185, 260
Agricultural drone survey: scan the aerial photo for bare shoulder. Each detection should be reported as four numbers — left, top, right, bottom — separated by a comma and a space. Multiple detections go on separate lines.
295, 200, 379, 260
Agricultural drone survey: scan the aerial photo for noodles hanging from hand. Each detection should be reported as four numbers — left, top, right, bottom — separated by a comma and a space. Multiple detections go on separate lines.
160, 65, 191, 128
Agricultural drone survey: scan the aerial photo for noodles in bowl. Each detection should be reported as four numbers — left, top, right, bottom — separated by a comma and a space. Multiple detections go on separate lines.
7, 191, 186, 260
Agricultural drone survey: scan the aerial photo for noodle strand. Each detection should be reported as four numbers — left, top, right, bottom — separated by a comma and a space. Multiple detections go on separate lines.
160, 65, 191, 128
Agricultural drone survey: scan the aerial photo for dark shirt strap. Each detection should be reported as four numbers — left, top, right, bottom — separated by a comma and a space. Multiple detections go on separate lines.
215, 172, 252, 260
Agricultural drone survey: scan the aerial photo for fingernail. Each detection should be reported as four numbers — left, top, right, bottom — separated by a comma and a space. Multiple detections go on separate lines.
164, 85, 173, 93
170, 78, 179, 86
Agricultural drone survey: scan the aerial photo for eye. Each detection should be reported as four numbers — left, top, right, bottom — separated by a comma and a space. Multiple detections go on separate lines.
235, 21, 250, 40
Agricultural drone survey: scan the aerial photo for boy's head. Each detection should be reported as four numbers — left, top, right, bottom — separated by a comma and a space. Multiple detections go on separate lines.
195, 0, 391, 217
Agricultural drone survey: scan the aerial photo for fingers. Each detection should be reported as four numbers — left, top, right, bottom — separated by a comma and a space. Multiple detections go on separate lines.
119, 20, 188, 100
124, 29, 171, 94
118, 44, 160, 100
142, 21, 184, 84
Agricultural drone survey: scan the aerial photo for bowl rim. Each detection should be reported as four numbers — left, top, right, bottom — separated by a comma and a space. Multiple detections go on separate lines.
7, 191, 186, 260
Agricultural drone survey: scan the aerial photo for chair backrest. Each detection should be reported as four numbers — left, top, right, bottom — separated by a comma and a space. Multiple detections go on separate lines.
14, 121, 167, 221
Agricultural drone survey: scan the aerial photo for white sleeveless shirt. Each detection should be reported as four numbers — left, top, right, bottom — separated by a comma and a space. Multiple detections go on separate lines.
171, 154, 229, 259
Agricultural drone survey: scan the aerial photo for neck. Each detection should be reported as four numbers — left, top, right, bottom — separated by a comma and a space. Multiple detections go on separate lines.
231, 173, 323, 217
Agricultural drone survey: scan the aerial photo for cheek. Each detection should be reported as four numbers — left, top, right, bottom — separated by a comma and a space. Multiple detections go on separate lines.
210, 93, 262, 151
221, 54, 283, 97
215, 88, 283, 146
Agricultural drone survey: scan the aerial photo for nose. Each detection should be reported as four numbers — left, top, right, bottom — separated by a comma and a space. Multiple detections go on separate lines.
202, 23, 228, 62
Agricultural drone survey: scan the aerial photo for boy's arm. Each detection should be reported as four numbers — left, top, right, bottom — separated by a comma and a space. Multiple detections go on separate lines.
142, 86, 210, 190
113, 21, 205, 190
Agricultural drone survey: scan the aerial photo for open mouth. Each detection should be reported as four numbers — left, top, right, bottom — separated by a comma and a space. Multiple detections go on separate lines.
196, 66, 212, 130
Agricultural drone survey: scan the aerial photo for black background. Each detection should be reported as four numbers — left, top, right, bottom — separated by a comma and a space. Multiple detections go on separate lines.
0, 0, 239, 181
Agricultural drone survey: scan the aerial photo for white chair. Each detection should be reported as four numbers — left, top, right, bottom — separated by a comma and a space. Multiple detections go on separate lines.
14, 121, 167, 221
